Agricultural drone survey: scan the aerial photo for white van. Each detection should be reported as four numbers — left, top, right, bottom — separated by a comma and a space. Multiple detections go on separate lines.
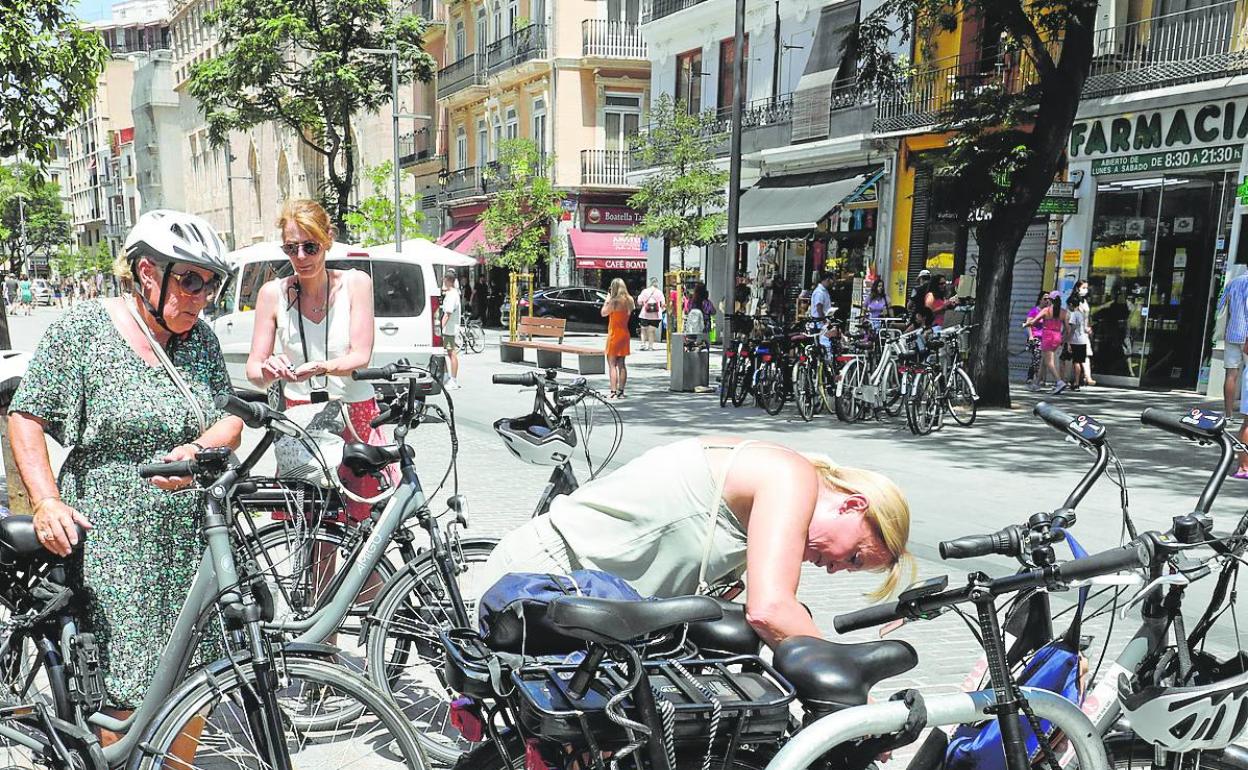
209, 239, 474, 390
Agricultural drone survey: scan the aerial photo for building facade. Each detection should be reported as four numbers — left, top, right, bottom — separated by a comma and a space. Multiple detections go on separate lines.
433, 0, 650, 289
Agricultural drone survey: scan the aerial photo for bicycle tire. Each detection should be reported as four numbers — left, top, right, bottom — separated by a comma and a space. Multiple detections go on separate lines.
945, 367, 978, 427
882, 361, 904, 417
467, 323, 485, 354
835, 359, 864, 423
816, 359, 837, 415
365, 540, 497, 764
720, 358, 736, 408
793, 360, 816, 422
757, 362, 786, 416
240, 519, 399, 642
457, 732, 770, 770
132, 654, 428, 770
908, 372, 942, 436
730, 360, 752, 407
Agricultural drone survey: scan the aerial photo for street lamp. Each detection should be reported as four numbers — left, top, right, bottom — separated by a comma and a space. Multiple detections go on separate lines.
360, 46, 432, 253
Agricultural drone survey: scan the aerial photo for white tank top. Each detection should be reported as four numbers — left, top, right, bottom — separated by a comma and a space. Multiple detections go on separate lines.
275, 273, 374, 402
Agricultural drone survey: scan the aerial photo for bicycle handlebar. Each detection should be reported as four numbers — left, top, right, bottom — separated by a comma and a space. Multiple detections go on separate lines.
1033, 401, 1107, 447
137, 460, 196, 479
353, 365, 401, 381
215, 393, 276, 429
493, 372, 541, 387
939, 527, 1022, 560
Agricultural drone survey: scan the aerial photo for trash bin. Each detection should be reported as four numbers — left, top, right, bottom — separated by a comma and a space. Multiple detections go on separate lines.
669, 333, 710, 392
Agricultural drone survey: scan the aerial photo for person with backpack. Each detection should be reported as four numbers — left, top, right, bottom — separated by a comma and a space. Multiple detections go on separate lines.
636, 277, 665, 351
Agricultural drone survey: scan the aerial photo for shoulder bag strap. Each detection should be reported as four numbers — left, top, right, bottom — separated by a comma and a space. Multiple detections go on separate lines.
126, 297, 207, 435
697, 441, 757, 594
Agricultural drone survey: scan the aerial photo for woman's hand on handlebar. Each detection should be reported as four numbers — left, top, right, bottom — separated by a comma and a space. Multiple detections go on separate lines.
33, 499, 92, 557
147, 444, 199, 492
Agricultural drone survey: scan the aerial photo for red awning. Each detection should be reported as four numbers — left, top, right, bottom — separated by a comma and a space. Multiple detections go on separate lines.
569, 228, 647, 271
454, 222, 490, 256
436, 222, 475, 249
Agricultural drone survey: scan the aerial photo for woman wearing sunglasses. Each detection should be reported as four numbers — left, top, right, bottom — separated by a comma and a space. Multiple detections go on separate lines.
7, 210, 243, 726
245, 198, 391, 522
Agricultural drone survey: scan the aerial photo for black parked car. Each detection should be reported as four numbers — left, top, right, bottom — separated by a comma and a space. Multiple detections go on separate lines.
501, 285, 640, 334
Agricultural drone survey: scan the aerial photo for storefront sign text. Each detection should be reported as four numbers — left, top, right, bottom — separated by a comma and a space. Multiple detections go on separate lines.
1071, 99, 1248, 171
1090, 144, 1243, 175
583, 205, 643, 230
1038, 196, 1078, 215
574, 257, 647, 270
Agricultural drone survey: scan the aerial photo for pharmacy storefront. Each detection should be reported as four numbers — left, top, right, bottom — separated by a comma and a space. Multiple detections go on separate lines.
1061, 96, 1244, 389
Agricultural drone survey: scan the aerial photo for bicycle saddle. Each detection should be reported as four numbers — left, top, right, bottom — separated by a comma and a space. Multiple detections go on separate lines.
0, 515, 84, 564
340, 443, 402, 476
546, 595, 723, 645
687, 598, 762, 655
773, 636, 917, 712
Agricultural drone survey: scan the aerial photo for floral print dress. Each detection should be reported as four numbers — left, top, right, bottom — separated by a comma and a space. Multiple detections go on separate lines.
9, 300, 233, 707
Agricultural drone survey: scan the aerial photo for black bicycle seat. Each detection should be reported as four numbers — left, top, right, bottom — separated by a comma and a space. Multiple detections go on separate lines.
772, 636, 917, 712
341, 443, 402, 476
0, 515, 84, 564
546, 595, 723, 645
687, 598, 761, 655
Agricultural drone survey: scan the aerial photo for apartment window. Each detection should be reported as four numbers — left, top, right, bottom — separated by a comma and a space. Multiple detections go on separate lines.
531, 97, 547, 155
477, 119, 488, 167
531, 0, 545, 23
456, 125, 467, 169
505, 107, 518, 140
604, 93, 641, 152
455, 20, 466, 59
675, 48, 704, 113
507, 0, 518, 33
718, 35, 749, 112
492, 114, 502, 159
476, 6, 487, 54
607, 0, 639, 24
492, 2, 502, 42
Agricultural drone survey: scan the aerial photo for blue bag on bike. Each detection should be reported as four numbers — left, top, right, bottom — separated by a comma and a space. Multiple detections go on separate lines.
478, 570, 643, 655
945, 532, 1089, 770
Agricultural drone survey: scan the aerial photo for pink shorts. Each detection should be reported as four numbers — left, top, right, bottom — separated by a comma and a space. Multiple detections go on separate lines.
285, 397, 399, 522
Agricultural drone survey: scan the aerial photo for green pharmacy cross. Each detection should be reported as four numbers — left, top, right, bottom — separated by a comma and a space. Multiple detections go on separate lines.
1238, 176, 1248, 206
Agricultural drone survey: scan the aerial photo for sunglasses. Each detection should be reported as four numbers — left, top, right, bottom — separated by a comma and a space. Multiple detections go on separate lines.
169, 269, 222, 298
282, 241, 323, 257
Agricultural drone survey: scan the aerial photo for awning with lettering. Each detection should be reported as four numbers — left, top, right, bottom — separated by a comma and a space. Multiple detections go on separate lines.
569, 228, 648, 270
737, 166, 881, 238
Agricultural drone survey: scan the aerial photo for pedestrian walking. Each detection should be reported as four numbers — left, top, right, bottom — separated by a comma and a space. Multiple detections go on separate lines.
865, 278, 888, 328
1065, 294, 1091, 391
17, 275, 33, 315
440, 270, 463, 389
1026, 290, 1068, 394
245, 198, 393, 522
637, 277, 664, 351
7, 210, 238, 754
3, 273, 15, 308
1023, 291, 1046, 390
471, 273, 489, 323
924, 274, 960, 328
601, 277, 634, 399
1072, 280, 1097, 384
1214, 268, 1248, 477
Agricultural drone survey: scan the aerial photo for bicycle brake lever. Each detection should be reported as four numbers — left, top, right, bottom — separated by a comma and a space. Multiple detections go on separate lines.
1121, 573, 1189, 617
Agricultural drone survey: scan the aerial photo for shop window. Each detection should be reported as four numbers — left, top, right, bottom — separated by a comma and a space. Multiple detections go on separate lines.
675, 49, 703, 114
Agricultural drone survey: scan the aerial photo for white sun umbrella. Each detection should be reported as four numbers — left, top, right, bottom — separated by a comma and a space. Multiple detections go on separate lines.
223, 241, 371, 267
367, 238, 477, 267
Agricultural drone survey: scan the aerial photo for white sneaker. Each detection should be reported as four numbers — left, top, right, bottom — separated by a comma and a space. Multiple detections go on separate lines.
1051, 380, 1068, 395
447, 378, 462, 390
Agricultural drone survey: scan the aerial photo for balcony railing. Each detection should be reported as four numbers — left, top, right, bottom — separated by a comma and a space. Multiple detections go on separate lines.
1085, 0, 1248, 96
437, 54, 484, 100
486, 24, 548, 75
582, 20, 647, 58
581, 149, 633, 186
642, 0, 710, 24
441, 167, 485, 200
873, 53, 1040, 133
399, 129, 444, 168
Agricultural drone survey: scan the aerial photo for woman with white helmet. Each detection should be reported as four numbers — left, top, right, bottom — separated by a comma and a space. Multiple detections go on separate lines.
7, 210, 243, 719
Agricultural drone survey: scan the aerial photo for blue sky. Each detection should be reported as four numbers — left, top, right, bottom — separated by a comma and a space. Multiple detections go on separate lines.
74, 0, 113, 22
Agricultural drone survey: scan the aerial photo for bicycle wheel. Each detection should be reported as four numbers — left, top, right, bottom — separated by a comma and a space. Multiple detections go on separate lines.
730, 360, 752, 407
882, 362, 904, 417
134, 655, 427, 770
720, 357, 736, 408
835, 359, 864, 423
365, 540, 497, 764
793, 360, 816, 422
466, 322, 485, 354
240, 519, 399, 644
908, 372, 942, 436
756, 362, 786, 416
945, 367, 978, 427
816, 359, 837, 415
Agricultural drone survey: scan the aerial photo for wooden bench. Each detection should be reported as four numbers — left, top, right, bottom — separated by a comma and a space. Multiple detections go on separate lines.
499, 316, 606, 375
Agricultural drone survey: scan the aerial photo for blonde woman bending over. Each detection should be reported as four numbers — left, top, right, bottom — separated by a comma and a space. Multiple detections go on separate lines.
476, 436, 912, 647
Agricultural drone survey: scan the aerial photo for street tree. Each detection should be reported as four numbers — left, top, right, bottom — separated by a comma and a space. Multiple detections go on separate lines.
343, 162, 427, 247
628, 93, 727, 271
481, 139, 563, 273
858, 0, 1098, 407
188, 0, 436, 239
0, 164, 73, 278
0, 0, 108, 167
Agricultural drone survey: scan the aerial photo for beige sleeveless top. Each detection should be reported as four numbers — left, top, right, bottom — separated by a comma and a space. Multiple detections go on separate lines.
546, 438, 750, 597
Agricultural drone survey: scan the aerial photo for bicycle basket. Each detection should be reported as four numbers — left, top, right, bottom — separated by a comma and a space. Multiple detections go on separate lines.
513, 655, 795, 746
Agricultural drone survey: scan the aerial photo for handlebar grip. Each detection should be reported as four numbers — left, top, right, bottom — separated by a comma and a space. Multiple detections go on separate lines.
493, 372, 540, 386
214, 394, 270, 430
352, 365, 398, 382
832, 600, 902, 634
138, 460, 196, 479
1034, 402, 1076, 435
1057, 540, 1152, 583
369, 406, 396, 429
940, 534, 997, 560
1140, 407, 1226, 442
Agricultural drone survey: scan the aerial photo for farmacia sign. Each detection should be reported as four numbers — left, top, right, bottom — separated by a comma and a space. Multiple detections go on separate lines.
1070, 100, 1247, 174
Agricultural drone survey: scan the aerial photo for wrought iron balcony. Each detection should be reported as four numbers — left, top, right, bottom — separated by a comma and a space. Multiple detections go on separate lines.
872, 54, 1040, 133
486, 24, 548, 75
582, 20, 647, 58
580, 149, 634, 186
1085, 0, 1248, 97
441, 166, 485, 200
399, 129, 443, 168
642, 0, 711, 24
437, 54, 485, 100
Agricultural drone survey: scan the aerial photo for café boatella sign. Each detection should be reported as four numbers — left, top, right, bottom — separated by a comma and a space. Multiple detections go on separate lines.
1070, 100, 1247, 174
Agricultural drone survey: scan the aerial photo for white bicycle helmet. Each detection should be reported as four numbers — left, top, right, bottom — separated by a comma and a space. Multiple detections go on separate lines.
1118, 669, 1248, 752
494, 414, 576, 467
122, 209, 231, 335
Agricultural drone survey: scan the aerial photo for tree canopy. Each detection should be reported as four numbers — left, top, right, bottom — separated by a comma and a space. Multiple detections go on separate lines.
481, 139, 563, 272
0, 163, 73, 277
188, 0, 437, 239
343, 161, 427, 247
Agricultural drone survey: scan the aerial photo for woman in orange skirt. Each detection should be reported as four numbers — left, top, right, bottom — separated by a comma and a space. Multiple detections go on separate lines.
600, 277, 635, 399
